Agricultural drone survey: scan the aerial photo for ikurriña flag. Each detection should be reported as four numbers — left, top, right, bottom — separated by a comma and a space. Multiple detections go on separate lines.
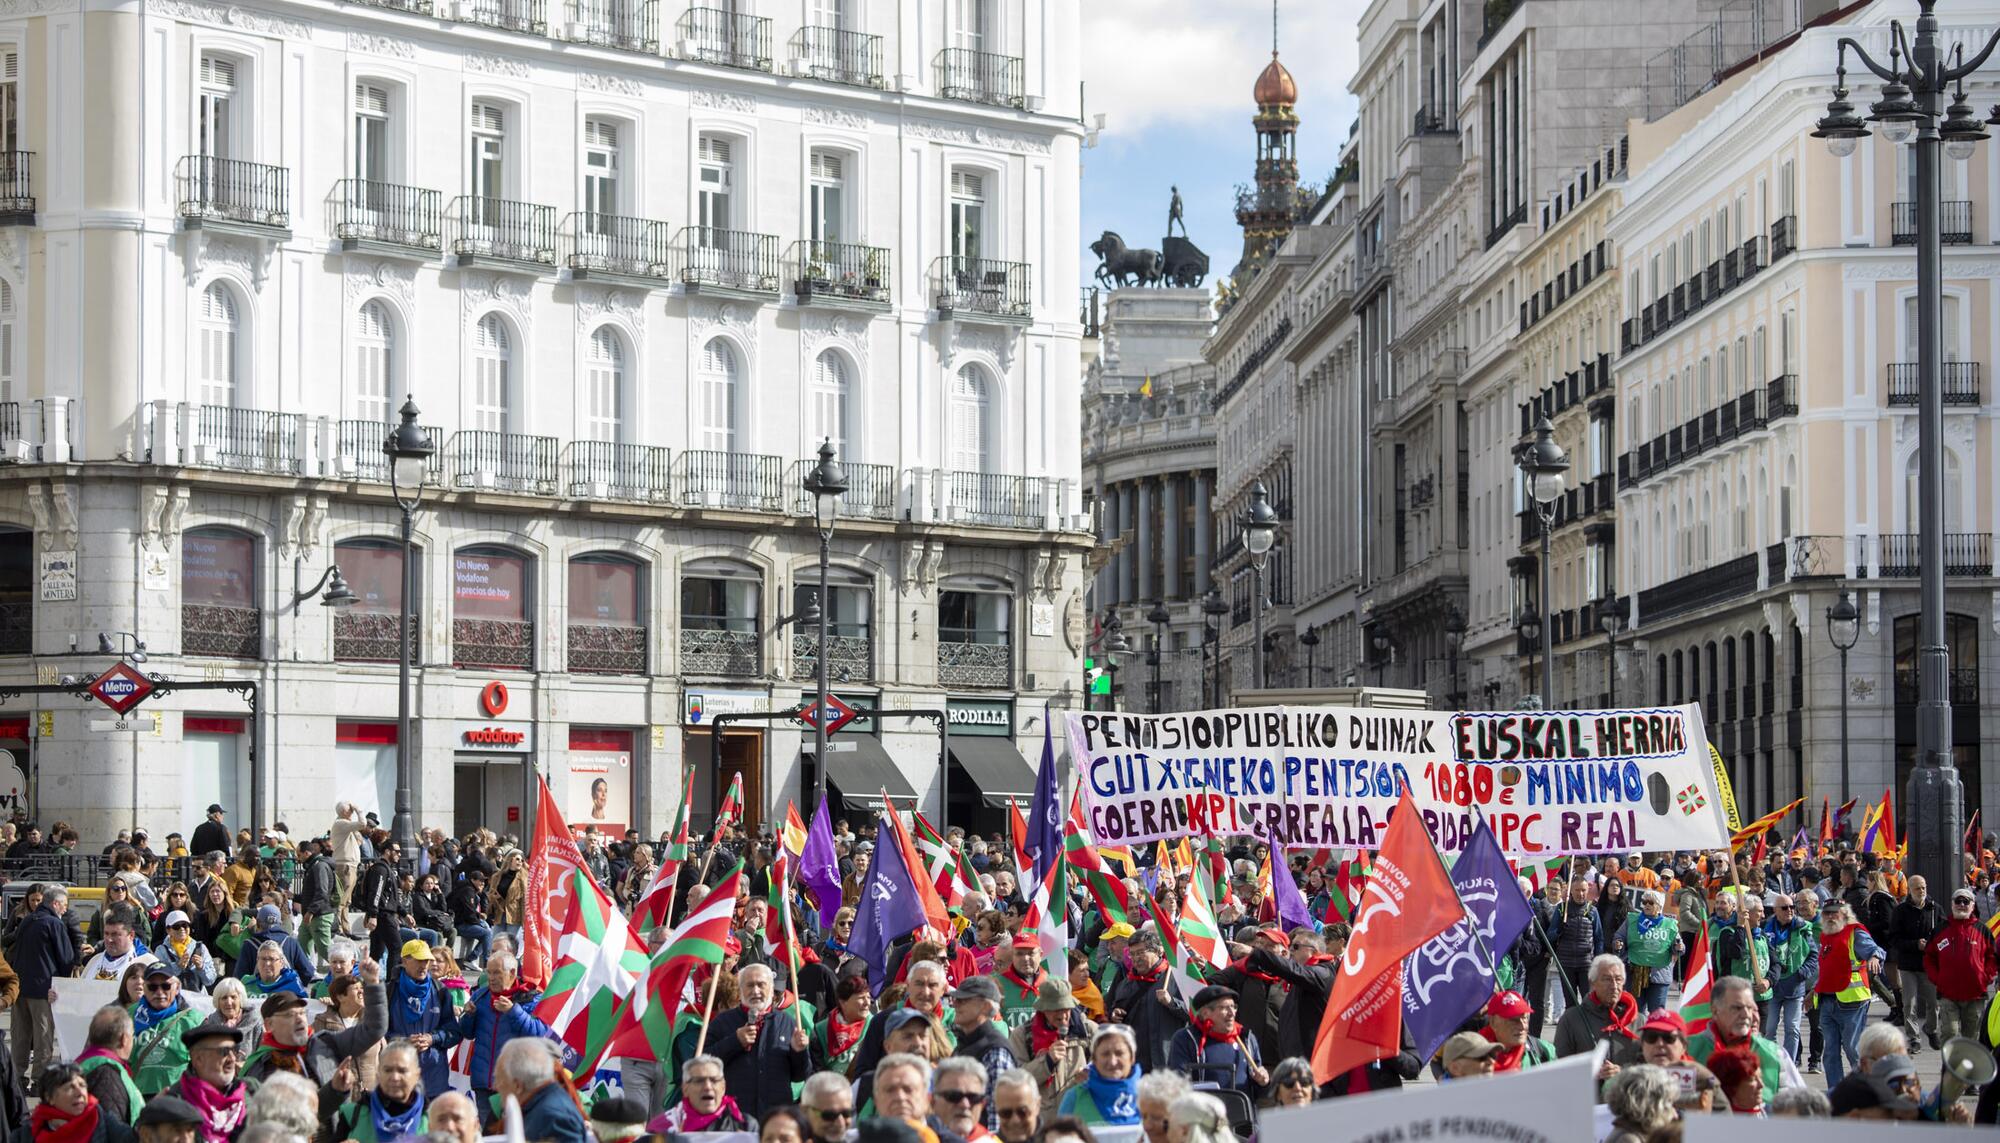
586, 862, 744, 1075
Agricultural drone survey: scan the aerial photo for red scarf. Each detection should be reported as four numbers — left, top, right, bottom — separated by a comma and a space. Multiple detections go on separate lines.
1231, 956, 1282, 986
1598, 991, 1641, 1040
1478, 1026, 1526, 1072
1193, 1015, 1242, 1058
1122, 959, 1165, 986
1304, 954, 1341, 967
826, 1011, 865, 1059
1002, 967, 1046, 999
1029, 1012, 1066, 1057
256, 1030, 309, 1075
32, 1099, 101, 1143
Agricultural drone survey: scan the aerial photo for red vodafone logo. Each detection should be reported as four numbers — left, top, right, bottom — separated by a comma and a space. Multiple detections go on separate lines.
480, 681, 509, 717
463, 726, 525, 747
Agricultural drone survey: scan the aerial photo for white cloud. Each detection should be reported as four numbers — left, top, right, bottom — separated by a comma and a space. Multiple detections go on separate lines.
1080, 0, 1368, 137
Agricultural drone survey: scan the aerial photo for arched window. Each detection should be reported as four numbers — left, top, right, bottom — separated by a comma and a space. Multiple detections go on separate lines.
471, 314, 512, 432
182, 526, 259, 659
452, 545, 532, 671
583, 327, 625, 443
354, 301, 393, 423
568, 553, 644, 675
812, 349, 850, 452
949, 364, 991, 473
197, 283, 239, 407
699, 337, 738, 452
332, 538, 416, 664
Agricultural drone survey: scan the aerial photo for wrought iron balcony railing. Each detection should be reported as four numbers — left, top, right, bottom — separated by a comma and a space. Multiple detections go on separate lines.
945, 471, 1044, 529
568, 623, 646, 674
677, 6, 771, 70
1893, 200, 1973, 246
446, 0, 544, 34
680, 626, 760, 676
1770, 214, 1797, 261
787, 458, 896, 520
184, 604, 261, 659
1876, 533, 1992, 578
790, 25, 883, 87
349, 0, 429, 13
676, 226, 780, 293
0, 152, 32, 220
334, 612, 418, 664
929, 255, 1031, 321
564, 440, 672, 501
934, 47, 1024, 108
176, 155, 290, 232
937, 637, 1011, 688
675, 449, 783, 510
791, 631, 873, 682
192, 405, 303, 474
453, 617, 534, 670
445, 430, 560, 495
333, 179, 442, 253
788, 239, 891, 306
561, 212, 674, 282
1887, 361, 1981, 407
561, 0, 654, 52
451, 197, 556, 267
333, 419, 445, 484
1637, 553, 1758, 626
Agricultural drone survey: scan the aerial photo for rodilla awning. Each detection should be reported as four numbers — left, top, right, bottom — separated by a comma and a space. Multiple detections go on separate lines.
949, 738, 1038, 807
822, 736, 917, 810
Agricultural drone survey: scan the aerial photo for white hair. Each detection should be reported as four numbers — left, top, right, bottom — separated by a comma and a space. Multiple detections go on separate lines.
495, 1036, 559, 1090
1604, 1065, 1678, 1132
1091, 1024, 1137, 1058
801, 1072, 850, 1106
933, 1056, 988, 1090
683, 1054, 724, 1079
907, 960, 947, 984
736, 962, 775, 985
212, 977, 247, 1004
485, 950, 518, 973
993, 1069, 1038, 1101
875, 1052, 933, 1091
326, 940, 359, 966
1589, 954, 1626, 983
1638, 889, 1663, 910
1167, 1092, 1237, 1143
1137, 1071, 1192, 1105
245, 1071, 318, 1137
1858, 1023, 1908, 1060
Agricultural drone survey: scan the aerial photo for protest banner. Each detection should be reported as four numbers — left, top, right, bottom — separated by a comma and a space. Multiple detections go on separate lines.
1266, 1048, 1599, 1143
1686, 1114, 1987, 1141
52, 977, 218, 1060
1065, 703, 1730, 856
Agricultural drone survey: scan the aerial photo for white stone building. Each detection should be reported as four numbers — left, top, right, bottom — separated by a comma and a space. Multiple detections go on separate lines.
0, 0, 1089, 842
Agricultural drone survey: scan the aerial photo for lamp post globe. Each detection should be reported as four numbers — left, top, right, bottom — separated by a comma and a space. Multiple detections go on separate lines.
1828, 589, 1862, 809
1241, 481, 1281, 690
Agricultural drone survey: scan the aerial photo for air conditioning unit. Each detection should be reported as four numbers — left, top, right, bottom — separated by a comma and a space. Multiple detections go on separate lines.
564, 19, 589, 39
470, 469, 498, 489
335, 455, 359, 477
0, 439, 29, 464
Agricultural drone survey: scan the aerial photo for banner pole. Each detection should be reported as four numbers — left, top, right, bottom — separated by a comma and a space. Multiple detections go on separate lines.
691, 960, 724, 1057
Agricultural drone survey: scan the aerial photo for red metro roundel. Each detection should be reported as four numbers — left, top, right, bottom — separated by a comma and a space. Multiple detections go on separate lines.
88, 662, 155, 716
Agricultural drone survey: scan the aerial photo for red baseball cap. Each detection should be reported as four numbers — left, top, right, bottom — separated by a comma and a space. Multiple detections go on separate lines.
1011, 933, 1041, 949
1486, 991, 1531, 1019
1641, 1010, 1687, 1036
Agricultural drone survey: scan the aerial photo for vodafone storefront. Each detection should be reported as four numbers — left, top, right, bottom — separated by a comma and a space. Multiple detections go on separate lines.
452, 681, 535, 838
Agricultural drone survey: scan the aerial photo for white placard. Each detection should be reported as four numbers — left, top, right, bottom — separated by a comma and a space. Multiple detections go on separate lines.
52, 977, 217, 1060
1260, 1047, 1600, 1143
1687, 1113, 1987, 1141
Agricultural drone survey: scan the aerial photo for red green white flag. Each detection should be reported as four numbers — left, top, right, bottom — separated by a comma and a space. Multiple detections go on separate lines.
1679, 923, 1714, 1035
715, 772, 745, 834
1064, 789, 1131, 926
1021, 850, 1068, 963
1178, 859, 1228, 974
584, 863, 744, 1075
533, 869, 652, 1066
913, 812, 968, 910
634, 782, 693, 937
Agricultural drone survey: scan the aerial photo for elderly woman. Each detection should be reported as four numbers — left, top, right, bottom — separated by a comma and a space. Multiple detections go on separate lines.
1165, 1092, 1237, 1143
1602, 1064, 1679, 1143
29, 1062, 136, 1143
201, 979, 263, 1063
1612, 890, 1684, 1011
1057, 1025, 1143, 1126
240, 941, 307, 1001
1266, 1058, 1315, 1108
313, 941, 360, 1000
655, 1055, 756, 1135
324, 1039, 428, 1143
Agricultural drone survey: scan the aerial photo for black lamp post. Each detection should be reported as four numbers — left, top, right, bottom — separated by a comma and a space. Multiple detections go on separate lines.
1599, 605, 1625, 708
1202, 588, 1227, 707
1811, 0, 1992, 892
1517, 417, 1569, 710
1299, 627, 1320, 688
802, 439, 848, 806
1146, 600, 1170, 712
1444, 607, 1466, 709
1517, 606, 1542, 707
1827, 588, 1861, 810
1371, 631, 1392, 688
1102, 611, 1130, 711
383, 397, 434, 860
1241, 481, 1280, 690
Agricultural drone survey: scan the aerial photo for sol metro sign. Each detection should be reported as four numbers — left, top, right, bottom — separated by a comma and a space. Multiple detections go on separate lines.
87, 663, 155, 716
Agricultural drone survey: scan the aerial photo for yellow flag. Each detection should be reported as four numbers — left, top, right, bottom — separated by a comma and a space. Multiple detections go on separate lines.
1139, 375, 1153, 397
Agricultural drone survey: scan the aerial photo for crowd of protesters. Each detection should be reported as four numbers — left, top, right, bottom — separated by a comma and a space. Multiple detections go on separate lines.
0, 800, 1983, 1143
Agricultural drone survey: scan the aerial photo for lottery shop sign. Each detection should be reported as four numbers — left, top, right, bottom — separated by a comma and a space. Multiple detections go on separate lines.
1065, 704, 1730, 857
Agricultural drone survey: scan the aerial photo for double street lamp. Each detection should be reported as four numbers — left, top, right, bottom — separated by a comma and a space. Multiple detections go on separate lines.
1147, 600, 1170, 712
383, 397, 435, 861
1202, 588, 1228, 707
1241, 481, 1280, 690
1444, 607, 1466, 709
1827, 589, 1861, 811
1811, 0, 1994, 890
1517, 417, 1569, 710
802, 440, 848, 805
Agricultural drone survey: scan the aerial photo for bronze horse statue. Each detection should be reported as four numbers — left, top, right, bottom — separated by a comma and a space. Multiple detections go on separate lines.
1092, 231, 1163, 288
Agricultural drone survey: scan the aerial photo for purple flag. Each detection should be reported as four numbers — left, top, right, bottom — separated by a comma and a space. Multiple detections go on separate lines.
1271, 847, 1317, 933
1400, 814, 1535, 1063
1026, 716, 1063, 883
800, 798, 843, 928
850, 810, 933, 989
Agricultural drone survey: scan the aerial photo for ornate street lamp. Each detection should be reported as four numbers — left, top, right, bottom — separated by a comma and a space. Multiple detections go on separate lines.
383, 396, 434, 862
1516, 418, 1568, 709
1444, 607, 1466, 709
1146, 600, 1171, 712
1811, 2, 1999, 890
1202, 588, 1228, 707
1827, 589, 1862, 811
1241, 481, 1280, 690
802, 440, 848, 805
1299, 627, 1321, 689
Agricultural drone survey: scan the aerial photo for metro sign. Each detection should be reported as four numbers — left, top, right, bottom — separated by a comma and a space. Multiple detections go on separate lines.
797, 693, 858, 736
88, 662, 155, 716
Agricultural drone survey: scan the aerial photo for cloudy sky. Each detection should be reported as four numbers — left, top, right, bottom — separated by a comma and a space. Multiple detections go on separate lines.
1079, 0, 1368, 289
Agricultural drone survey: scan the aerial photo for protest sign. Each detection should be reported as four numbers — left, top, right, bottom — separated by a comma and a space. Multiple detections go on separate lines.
1687, 1115, 1987, 1141
52, 977, 218, 1060
1065, 703, 1729, 856
1267, 1048, 1599, 1143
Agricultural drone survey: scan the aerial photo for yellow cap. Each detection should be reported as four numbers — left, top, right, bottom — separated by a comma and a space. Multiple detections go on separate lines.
1104, 922, 1136, 940
399, 939, 434, 961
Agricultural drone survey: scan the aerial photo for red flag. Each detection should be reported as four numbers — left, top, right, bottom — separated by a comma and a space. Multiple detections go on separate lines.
880, 798, 951, 938
1749, 831, 1768, 867
1007, 799, 1034, 874
522, 778, 586, 988
1310, 790, 1465, 1084
1818, 796, 1833, 854
1966, 809, 1982, 855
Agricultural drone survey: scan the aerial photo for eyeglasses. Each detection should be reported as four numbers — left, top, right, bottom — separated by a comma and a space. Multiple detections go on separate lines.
109, 885, 127, 893
1775, 904, 1793, 911
1640, 1031, 1681, 1044
1278, 1077, 1312, 1089
811, 1109, 855, 1121
685, 1074, 722, 1086
145, 982, 176, 991
935, 1090, 985, 1105
996, 1109, 1036, 1121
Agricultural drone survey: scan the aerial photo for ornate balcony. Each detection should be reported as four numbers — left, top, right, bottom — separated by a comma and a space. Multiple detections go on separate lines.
333, 419, 445, 484
191, 406, 303, 474
680, 627, 760, 676
790, 25, 882, 87
183, 604, 260, 659
446, 430, 560, 495
0, 601, 27, 654
676, 226, 780, 296
675, 450, 783, 511
1876, 533, 1992, 578
453, 617, 533, 671
447, 0, 544, 34
788, 239, 891, 308
677, 6, 770, 70
937, 638, 1011, 688
930, 256, 1031, 323
944, 471, 1044, 529
1893, 200, 1973, 246
1636, 553, 1757, 626
451, 197, 557, 270
788, 459, 896, 521
334, 613, 417, 664
1887, 361, 1981, 407
569, 623, 646, 674
561, 0, 654, 52
791, 631, 872, 682
564, 440, 671, 502
934, 47, 1023, 109
176, 155, 290, 237
333, 180, 442, 256
561, 212, 674, 285
0, 152, 33, 223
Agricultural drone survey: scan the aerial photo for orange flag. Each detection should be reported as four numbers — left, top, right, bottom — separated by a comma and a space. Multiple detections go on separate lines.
880, 796, 951, 937
1311, 788, 1466, 1085
1008, 799, 1034, 874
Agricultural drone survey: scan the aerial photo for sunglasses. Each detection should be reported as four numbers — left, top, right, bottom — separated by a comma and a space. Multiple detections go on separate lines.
997, 1109, 1035, 1121
811, 1109, 855, 1121
936, 1090, 984, 1105
1640, 1031, 1680, 1044
1279, 1077, 1312, 1089
145, 981, 176, 991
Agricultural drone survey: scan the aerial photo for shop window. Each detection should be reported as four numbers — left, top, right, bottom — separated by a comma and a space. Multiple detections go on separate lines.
182, 527, 260, 658
334, 538, 417, 664
791, 571, 872, 682
452, 545, 532, 671
569, 554, 645, 675
0, 526, 27, 655
938, 586, 1011, 688
184, 716, 246, 823
680, 559, 760, 677
334, 721, 397, 821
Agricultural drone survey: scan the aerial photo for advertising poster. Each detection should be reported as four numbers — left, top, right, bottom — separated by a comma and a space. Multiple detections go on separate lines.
568, 730, 633, 835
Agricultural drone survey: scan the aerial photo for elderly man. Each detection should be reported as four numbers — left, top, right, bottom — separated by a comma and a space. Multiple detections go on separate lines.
931, 1057, 991, 1142
1440, 1031, 1502, 1080
848, 958, 951, 1082
873, 1052, 934, 1122
948, 977, 1016, 1127
496, 1037, 588, 1143
1167, 984, 1266, 1094
385, 939, 461, 1099
992, 1069, 1040, 1143
244, 958, 385, 1085
11, 883, 72, 1079
426, 1092, 481, 1143
1008, 980, 1093, 1114
1210, 925, 1287, 1055
130, 962, 206, 1096
709, 963, 809, 1118
800, 1071, 855, 1143
1481, 990, 1555, 1071
1888, 875, 1944, 1049
991, 936, 1047, 1030
1685, 974, 1802, 1106
134, 1095, 203, 1143
1553, 955, 1641, 1068
1761, 892, 1818, 1067
1244, 927, 1341, 1063
325, 1038, 428, 1142
76, 1005, 140, 1125
455, 951, 548, 1113
168, 1024, 250, 1143
1926, 886, 1999, 1044
1105, 931, 1187, 1073
1634, 1010, 1719, 1112
1815, 898, 1885, 1087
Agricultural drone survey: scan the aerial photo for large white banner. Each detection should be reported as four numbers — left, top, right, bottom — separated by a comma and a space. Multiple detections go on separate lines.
1259, 1048, 1600, 1143
1066, 704, 1730, 856
1687, 1114, 1987, 1141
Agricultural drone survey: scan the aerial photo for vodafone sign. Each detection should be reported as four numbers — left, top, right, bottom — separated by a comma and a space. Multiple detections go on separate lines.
454, 719, 534, 752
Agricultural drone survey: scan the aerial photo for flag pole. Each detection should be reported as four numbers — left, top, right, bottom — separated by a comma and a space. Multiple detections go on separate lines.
691, 960, 724, 1057
662, 761, 694, 927
1409, 804, 1504, 980
1724, 850, 1764, 995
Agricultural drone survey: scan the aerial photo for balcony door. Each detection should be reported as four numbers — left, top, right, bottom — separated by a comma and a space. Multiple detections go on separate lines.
353, 83, 391, 218
197, 55, 235, 163
471, 313, 513, 434
951, 0, 989, 53
950, 170, 984, 263
809, 0, 846, 29
470, 102, 507, 232
949, 363, 990, 474
809, 150, 844, 249
1902, 294, 1963, 365
582, 118, 620, 246
699, 337, 738, 454
1903, 449, 1965, 534
196, 283, 239, 408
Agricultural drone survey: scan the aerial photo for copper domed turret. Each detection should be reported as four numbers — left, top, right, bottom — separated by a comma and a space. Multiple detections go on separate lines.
1253, 52, 1297, 107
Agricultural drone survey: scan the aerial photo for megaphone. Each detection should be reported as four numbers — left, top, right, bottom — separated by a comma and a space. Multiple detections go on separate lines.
1940, 1035, 1996, 1106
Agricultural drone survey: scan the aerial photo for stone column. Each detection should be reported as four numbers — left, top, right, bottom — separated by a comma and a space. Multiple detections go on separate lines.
1193, 472, 1213, 597
1163, 474, 1183, 601
1136, 479, 1154, 603
1106, 483, 1125, 608
1119, 483, 1138, 603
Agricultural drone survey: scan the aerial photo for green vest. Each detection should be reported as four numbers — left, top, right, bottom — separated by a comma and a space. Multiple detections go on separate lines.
128, 1002, 206, 1096
77, 1054, 143, 1124
1726, 929, 1774, 1001
1624, 914, 1677, 968
994, 969, 1045, 1030
334, 1100, 430, 1143
1686, 1031, 1785, 1103
1763, 918, 1818, 977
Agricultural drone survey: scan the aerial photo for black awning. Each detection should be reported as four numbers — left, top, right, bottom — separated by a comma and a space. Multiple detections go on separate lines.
949, 737, 1038, 807
823, 736, 917, 810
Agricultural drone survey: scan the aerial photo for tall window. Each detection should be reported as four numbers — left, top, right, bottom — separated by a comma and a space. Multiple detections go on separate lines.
0, 279, 14, 404
809, 150, 845, 246
354, 301, 392, 423
1904, 295, 1963, 362
198, 55, 234, 161
583, 327, 624, 442
700, 337, 738, 451
949, 363, 990, 472
808, 0, 847, 27
583, 118, 619, 220
471, 102, 505, 204
471, 313, 511, 432
197, 283, 238, 407
812, 349, 849, 452
1905, 450, 1965, 532
354, 83, 389, 186
951, 0, 988, 52
0, 49, 20, 156
950, 170, 984, 260
698, 135, 733, 234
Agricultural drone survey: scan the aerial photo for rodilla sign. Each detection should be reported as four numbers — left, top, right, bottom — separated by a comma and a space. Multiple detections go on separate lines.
1063, 704, 1731, 856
